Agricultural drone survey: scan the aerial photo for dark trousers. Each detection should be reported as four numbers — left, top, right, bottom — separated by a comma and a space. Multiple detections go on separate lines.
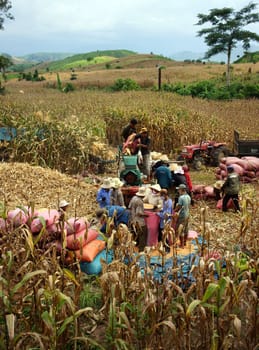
222, 193, 240, 212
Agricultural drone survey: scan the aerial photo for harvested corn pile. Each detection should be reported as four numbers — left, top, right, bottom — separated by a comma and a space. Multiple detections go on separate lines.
0, 162, 99, 219
91, 141, 117, 160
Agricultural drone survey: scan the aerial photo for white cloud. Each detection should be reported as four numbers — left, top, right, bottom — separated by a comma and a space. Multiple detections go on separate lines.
1, 0, 258, 56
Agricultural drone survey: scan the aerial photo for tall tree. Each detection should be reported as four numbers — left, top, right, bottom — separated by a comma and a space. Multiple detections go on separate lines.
0, 0, 14, 30
196, 2, 259, 85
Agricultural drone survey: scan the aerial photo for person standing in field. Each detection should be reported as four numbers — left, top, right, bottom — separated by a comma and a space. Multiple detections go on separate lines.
157, 189, 173, 246
136, 127, 151, 180
128, 187, 148, 252
96, 178, 112, 208
121, 118, 138, 142
221, 165, 240, 212
110, 178, 125, 207
174, 184, 191, 248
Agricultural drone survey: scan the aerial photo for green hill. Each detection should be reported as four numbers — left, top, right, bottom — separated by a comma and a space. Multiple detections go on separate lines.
234, 51, 259, 63
45, 49, 137, 71
7, 49, 174, 73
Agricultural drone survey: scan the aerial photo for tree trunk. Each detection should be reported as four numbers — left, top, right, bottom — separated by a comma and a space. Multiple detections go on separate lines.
226, 47, 231, 86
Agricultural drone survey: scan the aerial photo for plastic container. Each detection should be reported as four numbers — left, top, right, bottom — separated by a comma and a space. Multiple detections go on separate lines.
123, 155, 138, 167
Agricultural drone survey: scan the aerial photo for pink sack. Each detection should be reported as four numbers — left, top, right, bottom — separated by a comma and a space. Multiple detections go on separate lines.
31, 209, 59, 233
219, 163, 227, 170
216, 198, 234, 209
225, 157, 243, 166
65, 217, 88, 235
188, 230, 198, 239
192, 184, 205, 193
66, 227, 99, 251
241, 156, 259, 170
0, 218, 6, 230
7, 208, 28, 227
220, 170, 227, 179
204, 186, 216, 198
230, 163, 245, 176
243, 170, 256, 178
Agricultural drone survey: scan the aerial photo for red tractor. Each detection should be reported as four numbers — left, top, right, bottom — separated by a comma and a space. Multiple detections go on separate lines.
177, 140, 230, 170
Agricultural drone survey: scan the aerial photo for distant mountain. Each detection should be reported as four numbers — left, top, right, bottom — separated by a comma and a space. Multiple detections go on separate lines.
20, 52, 75, 63
171, 45, 259, 63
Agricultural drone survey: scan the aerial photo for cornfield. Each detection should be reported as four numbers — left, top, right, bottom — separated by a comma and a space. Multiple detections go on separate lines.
0, 66, 258, 349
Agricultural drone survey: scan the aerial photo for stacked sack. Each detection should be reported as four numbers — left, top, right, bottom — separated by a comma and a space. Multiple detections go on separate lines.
2, 206, 106, 269
215, 156, 259, 183
192, 184, 216, 200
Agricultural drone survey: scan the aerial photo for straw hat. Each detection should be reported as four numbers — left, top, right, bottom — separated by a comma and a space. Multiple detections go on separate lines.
140, 127, 148, 134
59, 199, 70, 208
111, 177, 124, 189
150, 184, 161, 192
101, 178, 112, 189
160, 154, 169, 162
213, 180, 224, 190
169, 163, 178, 171
136, 187, 146, 197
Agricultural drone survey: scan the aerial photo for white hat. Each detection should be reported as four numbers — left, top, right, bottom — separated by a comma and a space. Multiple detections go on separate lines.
59, 200, 70, 208
111, 178, 124, 189
101, 178, 112, 189
136, 187, 146, 197
150, 184, 161, 192
174, 166, 184, 174
176, 184, 186, 190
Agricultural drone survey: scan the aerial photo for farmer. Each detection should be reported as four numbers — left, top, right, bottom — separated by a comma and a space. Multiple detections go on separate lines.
58, 199, 70, 221
171, 165, 188, 207
128, 187, 148, 252
154, 159, 172, 190
110, 178, 125, 207
174, 184, 191, 248
157, 189, 173, 247
143, 183, 163, 210
136, 127, 151, 180
221, 165, 240, 212
121, 118, 138, 142
96, 178, 112, 208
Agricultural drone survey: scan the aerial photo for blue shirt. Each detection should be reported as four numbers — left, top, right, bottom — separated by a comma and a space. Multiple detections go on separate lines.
157, 198, 173, 229
155, 165, 172, 189
178, 193, 191, 220
96, 188, 111, 208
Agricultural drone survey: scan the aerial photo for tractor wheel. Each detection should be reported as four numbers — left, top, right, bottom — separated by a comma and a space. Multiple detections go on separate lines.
211, 147, 229, 166
193, 156, 204, 171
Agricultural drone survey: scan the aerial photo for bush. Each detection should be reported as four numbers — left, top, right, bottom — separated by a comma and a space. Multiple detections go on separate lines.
62, 83, 75, 93
110, 78, 140, 91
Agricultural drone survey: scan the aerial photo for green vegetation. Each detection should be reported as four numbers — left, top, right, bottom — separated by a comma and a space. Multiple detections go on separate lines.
46, 49, 137, 71
0, 0, 14, 30
196, 2, 259, 85
161, 79, 259, 99
110, 78, 140, 91
234, 51, 259, 63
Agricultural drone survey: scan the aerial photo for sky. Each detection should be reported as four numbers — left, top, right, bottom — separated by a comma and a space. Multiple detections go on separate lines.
1, 0, 259, 58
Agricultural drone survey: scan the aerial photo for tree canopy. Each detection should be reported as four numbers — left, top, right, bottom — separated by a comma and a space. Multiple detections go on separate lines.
196, 2, 259, 85
0, 0, 14, 30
